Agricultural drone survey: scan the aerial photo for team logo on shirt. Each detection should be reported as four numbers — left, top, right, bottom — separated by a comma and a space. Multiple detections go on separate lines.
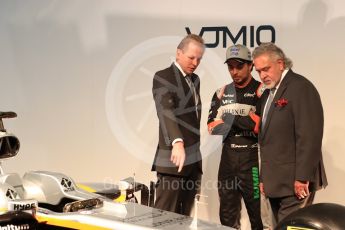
244, 92, 255, 97
256, 83, 266, 97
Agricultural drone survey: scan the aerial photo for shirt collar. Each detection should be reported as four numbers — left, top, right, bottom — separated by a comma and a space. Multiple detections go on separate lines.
274, 68, 289, 91
174, 61, 187, 77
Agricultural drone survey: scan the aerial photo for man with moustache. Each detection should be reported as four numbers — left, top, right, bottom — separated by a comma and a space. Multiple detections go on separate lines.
253, 42, 327, 223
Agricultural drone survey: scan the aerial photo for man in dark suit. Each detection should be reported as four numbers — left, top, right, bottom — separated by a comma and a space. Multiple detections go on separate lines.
152, 34, 205, 215
252, 42, 328, 223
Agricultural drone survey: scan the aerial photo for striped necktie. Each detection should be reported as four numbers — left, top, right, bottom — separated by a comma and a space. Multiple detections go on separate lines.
185, 75, 199, 118
262, 88, 276, 128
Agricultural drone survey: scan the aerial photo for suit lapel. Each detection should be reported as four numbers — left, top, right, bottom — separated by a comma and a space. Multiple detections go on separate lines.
262, 85, 287, 134
171, 64, 189, 94
171, 64, 193, 104
260, 71, 291, 139
171, 64, 201, 120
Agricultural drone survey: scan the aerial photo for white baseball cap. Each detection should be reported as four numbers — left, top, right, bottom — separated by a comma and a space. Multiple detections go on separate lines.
224, 44, 252, 63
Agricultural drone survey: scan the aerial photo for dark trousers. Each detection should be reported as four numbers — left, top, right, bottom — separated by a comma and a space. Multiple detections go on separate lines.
218, 147, 263, 230
269, 192, 315, 224
154, 171, 201, 216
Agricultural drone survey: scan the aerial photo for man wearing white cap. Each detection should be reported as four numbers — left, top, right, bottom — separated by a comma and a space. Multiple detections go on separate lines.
207, 44, 264, 230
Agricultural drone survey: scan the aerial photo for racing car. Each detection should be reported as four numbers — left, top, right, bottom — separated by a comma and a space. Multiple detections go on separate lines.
0, 111, 233, 229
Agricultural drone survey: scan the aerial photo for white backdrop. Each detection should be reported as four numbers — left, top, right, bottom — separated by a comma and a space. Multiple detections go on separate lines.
1, 0, 345, 228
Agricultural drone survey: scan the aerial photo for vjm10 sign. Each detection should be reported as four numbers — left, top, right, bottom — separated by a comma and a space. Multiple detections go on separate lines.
186, 25, 276, 48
